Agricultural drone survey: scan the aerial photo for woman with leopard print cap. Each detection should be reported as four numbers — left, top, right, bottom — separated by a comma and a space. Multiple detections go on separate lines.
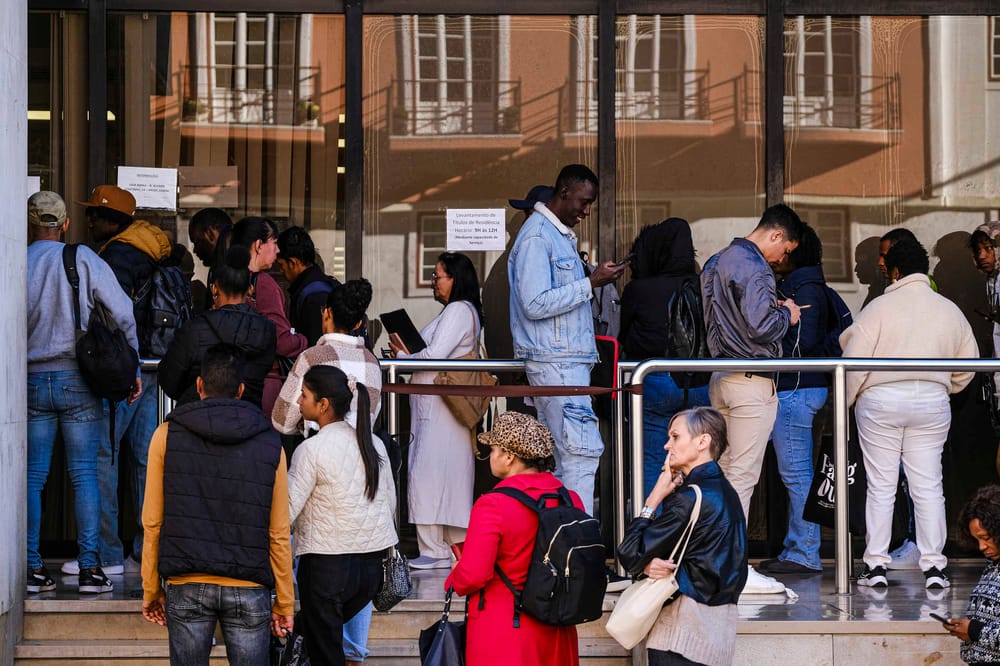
445, 412, 584, 665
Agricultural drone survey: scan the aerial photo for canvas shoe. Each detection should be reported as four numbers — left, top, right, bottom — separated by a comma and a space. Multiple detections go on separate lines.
124, 555, 142, 574
742, 565, 786, 594
62, 559, 125, 576
887, 539, 921, 570
27, 567, 56, 594
924, 567, 951, 589
606, 568, 632, 593
856, 564, 888, 587
79, 567, 114, 594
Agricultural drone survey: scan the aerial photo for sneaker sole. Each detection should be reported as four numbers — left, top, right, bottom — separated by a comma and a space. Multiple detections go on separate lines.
78, 584, 113, 594
606, 580, 633, 593
408, 562, 451, 570
857, 578, 888, 587
26, 584, 56, 593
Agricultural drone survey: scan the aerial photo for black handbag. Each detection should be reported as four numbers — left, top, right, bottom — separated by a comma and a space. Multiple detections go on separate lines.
373, 546, 412, 611
418, 587, 466, 666
270, 631, 308, 666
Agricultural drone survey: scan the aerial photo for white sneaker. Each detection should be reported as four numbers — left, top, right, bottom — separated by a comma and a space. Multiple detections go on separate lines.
408, 556, 452, 570
124, 555, 141, 574
742, 565, 787, 594
888, 539, 921, 570
61, 560, 124, 576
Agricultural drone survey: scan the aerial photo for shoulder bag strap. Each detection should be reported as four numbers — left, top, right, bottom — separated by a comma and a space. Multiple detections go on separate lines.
667, 484, 702, 566
62, 244, 82, 331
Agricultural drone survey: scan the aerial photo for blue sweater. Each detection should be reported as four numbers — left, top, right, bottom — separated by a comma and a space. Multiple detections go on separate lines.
27, 240, 138, 372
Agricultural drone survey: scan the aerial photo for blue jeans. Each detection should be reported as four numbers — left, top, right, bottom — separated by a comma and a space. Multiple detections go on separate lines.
343, 603, 372, 662
165, 583, 271, 665
27, 370, 104, 571
524, 360, 604, 515
642, 373, 711, 499
99, 370, 158, 565
770, 387, 828, 571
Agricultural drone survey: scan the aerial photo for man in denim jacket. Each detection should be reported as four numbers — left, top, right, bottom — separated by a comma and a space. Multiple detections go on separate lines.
508, 164, 625, 514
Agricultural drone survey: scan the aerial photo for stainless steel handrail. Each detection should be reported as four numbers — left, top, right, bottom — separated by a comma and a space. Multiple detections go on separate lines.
628, 357, 1000, 595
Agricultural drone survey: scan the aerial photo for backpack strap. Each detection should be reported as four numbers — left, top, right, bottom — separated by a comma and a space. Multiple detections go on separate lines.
62, 244, 82, 331
487, 486, 573, 628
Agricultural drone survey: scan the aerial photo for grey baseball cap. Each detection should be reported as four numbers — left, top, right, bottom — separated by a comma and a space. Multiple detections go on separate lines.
28, 191, 68, 227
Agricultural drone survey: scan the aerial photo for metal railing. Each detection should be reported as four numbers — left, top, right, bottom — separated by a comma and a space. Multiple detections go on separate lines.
179, 65, 322, 126
626, 357, 1000, 595
387, 78, 522, 136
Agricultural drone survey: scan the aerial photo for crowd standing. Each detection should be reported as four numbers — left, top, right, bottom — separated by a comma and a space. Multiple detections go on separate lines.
23, 170, 1000, 665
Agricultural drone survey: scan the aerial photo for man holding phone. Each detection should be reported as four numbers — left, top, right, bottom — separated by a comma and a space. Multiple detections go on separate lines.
508, 164, 625, 517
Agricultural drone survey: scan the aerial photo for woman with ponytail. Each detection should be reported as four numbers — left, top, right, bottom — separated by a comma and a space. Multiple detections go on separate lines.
288, 366, 397, 666
159, 245, 276, 407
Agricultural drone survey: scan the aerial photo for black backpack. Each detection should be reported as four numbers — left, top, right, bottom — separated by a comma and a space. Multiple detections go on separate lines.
62, 246, 140, 456
490, 486, 607, 627
134, 264, 192, 358
665, 277, 711, 390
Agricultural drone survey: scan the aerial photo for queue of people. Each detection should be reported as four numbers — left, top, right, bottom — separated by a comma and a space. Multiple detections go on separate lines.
24, 167, 1000, 666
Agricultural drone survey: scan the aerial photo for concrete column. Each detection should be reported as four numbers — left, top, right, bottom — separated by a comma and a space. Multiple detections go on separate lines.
0, 0, 28, 660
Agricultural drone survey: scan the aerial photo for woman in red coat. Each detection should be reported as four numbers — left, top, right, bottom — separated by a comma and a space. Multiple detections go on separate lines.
445, 411, 582, 666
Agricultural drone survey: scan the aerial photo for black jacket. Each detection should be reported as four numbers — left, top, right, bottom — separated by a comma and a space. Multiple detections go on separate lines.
776, 264, 832, 391
159, 397, 281, 587
618, 218, 699, 360
287, 265, 340, 346
617, 461, 748, 605
158, 303, 277, 407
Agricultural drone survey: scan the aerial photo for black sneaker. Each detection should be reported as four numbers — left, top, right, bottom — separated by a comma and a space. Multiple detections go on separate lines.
857, 565, 888, 587
27, 567, 56, 594
924, 567, 951, 589
606, 567, 632, 593
79, 567, 113, 594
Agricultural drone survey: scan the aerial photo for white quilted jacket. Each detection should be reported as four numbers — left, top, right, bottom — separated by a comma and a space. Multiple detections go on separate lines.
288, 421, 398, 556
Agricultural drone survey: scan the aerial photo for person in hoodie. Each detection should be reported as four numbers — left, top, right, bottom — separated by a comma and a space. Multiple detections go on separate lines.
60, 185, 172, 578
618, 217, 711, 499
757, 224, 832, 575
140, 343, 294, 664
158, 246, 277, 407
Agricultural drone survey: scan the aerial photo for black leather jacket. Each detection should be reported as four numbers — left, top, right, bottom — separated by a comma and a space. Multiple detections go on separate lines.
617, 460, 748, 605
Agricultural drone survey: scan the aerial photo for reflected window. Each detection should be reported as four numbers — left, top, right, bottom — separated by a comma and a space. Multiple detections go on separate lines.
417, 214, 447, 286
992, 17, 1000, 80
185, 12, 317, 126
799, 207, 850, 282
783, 17, 895, 129
395, 15, 517, 135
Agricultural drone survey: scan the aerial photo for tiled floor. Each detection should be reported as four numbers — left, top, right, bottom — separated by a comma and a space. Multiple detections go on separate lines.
33, 558, 983, 626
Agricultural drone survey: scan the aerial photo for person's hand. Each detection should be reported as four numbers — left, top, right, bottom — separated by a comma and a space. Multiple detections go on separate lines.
944, 617, 971, 642
647, 467, 682, 508
782, 297, 802, 326
588, 261, 627, 289
141, 594, 166, 626
387, 332, 409, 358
271, 612, 294, 637
126, 376, 143, 406
643, 557, 677, 580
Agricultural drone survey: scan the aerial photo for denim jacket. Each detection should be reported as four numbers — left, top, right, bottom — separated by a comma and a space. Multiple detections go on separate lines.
508, 207, 597, 363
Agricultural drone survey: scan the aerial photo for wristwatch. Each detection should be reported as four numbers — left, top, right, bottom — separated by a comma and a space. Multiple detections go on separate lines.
639, 506, 655, 520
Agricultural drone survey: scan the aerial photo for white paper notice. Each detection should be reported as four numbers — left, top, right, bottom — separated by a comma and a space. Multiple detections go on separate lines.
117, 166, 178, 211
446, 208, 505, 251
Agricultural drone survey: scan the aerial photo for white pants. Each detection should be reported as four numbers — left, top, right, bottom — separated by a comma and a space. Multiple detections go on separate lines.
855, 381, 951, 572
416, 524, 468, 560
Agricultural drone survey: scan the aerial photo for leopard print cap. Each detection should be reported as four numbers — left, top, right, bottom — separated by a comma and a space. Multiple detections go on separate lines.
477, 411, 554, 460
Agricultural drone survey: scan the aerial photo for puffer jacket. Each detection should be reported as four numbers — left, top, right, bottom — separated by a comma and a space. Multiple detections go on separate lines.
617, 460, 748, 605
287, 421, 397, 556
619, 217, 699, 360
776, 264, 832, 390
158, 303, 277, 407
701, 238, 790, 360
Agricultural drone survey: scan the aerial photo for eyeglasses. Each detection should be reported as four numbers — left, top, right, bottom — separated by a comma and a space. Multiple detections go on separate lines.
431, 272, 451, 281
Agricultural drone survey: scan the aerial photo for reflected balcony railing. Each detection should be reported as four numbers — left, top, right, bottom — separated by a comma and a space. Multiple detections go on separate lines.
387, 78, 521, 136
742, 67, 900, 130
179, 65, 321, 126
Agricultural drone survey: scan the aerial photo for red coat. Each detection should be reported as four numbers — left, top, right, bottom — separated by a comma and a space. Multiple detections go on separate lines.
445, 473, 581, 666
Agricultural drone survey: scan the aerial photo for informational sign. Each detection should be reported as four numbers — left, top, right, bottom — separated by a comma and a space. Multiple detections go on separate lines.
27, 176, 40, 196
117, 166, 178, 211
446, 208, 505, 251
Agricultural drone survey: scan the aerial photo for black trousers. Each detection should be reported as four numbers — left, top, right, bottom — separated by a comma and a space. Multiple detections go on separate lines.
647, 649, 707, 666
296, 551, 384, 666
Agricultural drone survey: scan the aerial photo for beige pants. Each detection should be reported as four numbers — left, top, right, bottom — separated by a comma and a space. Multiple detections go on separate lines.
709, 372, 778, 519
416, 524, 468, 560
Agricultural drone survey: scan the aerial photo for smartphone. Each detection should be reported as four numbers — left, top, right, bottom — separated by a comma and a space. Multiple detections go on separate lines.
929, 612, 950, 624
613, 252, 636, 267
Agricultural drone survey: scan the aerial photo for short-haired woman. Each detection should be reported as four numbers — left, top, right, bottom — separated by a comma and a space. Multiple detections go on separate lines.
618, 407, 748, 666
